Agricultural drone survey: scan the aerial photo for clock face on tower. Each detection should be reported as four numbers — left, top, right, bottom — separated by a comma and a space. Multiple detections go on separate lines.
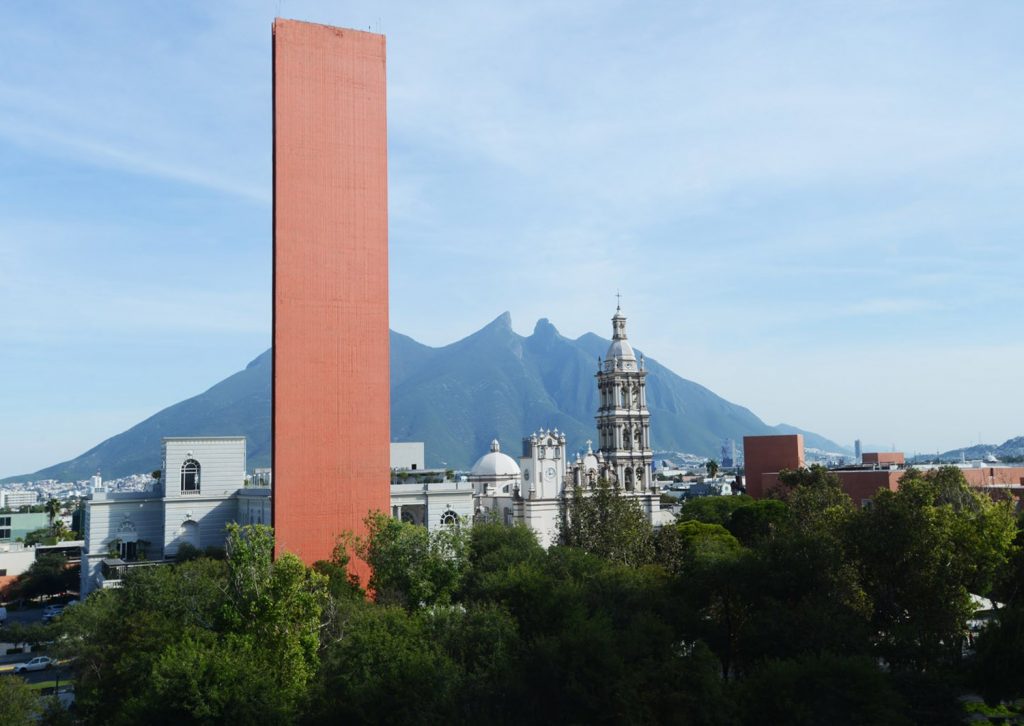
545, 467, 556, 481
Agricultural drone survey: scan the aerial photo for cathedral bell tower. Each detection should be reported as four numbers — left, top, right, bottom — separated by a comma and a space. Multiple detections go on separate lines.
595, 303, 652, 491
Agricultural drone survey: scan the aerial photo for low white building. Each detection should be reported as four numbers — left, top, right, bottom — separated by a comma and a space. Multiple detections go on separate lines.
0, 543, 38, 579
1, 491, 38, 509
80, 437, 271, 597
390, 442, 425, 472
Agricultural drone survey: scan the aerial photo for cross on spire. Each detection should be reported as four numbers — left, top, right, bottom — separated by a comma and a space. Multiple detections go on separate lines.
615, 290, 622, 310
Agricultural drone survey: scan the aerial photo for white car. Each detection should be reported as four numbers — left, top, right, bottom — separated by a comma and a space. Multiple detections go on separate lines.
13, 656, 52, 674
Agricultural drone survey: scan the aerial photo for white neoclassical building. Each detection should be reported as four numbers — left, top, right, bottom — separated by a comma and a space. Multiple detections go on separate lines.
80, 437, 271, 597
391, 305, 670, 545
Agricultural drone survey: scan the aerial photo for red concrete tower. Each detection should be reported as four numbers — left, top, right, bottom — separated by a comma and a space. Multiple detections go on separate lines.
272, 19, 390, 580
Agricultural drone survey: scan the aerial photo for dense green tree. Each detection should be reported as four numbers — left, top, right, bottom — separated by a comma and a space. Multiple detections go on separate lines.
740, 469, 870, 667
23, 527, 54, 547
991, 511, 1024, 607
58, 525, 326, 725
16, 553, 77, 600
560, 479, 654, 566
669, 521, 753, 679
44, 475, 1024, 725
735, 654, 911, 726
355, 512, 468, 609
309, 600, 464, 723
1, 621, 56, 653
460, 520, 545, 603
725, 499, 789, 547
972, 604, 1024, 703
58, 558, 229, 722
0, 674, 39, 725
677, 494, 753, 526
773, 465, 854, 535
851, 466, 1017, 671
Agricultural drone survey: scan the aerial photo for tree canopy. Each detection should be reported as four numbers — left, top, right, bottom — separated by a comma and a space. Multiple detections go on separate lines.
48, 470, 1023, 724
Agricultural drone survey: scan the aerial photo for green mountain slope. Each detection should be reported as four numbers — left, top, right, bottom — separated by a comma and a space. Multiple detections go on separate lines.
3, 313, 848, 481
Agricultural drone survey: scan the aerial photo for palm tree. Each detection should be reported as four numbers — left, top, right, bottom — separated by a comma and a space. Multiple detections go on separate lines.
704, 459, 720, 480
44, 498, 61, 529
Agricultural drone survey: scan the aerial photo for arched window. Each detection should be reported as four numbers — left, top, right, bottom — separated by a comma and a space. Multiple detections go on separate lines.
624, 467, 634, 491
620, 387, 627, 407
440, 510, 459, 527
117, 520, 138, 560
178, 519, 200, 550
181, 459, 200, 494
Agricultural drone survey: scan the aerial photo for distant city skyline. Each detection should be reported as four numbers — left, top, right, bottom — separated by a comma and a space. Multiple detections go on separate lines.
3, 1, 1024, 478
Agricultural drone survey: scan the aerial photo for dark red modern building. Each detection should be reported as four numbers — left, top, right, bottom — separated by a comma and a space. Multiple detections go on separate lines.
272, 19, 390, 582
743, 434, 805, 499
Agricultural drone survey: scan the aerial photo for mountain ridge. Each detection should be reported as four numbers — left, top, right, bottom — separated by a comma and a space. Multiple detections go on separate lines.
3, 315, 849, 482
910, 436, 1024, 463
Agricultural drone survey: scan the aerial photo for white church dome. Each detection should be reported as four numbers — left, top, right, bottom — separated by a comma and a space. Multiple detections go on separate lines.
470, 439, 521, 478
606, 338, 636, 361
606, 306, 636, 362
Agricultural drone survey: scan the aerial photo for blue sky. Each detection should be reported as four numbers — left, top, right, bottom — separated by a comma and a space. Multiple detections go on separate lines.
2, 0, 1023, 477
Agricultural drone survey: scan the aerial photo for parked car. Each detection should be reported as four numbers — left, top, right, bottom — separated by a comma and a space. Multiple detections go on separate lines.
42, 605, 64, 622
13, 656, 52, 674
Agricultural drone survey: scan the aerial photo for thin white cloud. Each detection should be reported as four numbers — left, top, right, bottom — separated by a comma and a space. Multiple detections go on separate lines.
0, 112, 269, 203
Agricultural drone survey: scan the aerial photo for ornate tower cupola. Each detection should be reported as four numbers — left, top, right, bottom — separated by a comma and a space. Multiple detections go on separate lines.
594, 301, 652, 491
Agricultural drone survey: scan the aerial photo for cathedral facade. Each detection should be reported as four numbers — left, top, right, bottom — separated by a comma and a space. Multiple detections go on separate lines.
457, 304, 663, 545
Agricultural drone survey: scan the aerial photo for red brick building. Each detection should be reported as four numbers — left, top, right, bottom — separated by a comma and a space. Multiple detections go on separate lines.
861, 452, 905, 466
742, 435, 804, 499
272, 19, 391, 581
745, 436, 1024, 505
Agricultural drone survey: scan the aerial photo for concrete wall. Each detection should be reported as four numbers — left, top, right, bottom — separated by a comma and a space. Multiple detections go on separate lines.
743, 434, 805, 498
162, 497, 244, 559
80, 491, 164, 595
273, 19, 391, 580
0, 546, 37, 578
237, 489, 273, 527
163, 437, 246, 500
391, 442, 425, 471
